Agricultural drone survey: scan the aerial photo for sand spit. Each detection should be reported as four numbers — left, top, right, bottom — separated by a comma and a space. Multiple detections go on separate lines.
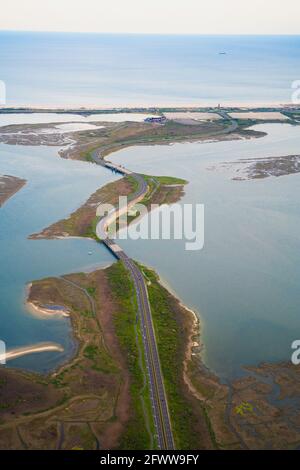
0, 342, 64, 363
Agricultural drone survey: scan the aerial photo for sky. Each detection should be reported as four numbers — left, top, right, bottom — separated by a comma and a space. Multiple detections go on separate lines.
0, 0, 299, 35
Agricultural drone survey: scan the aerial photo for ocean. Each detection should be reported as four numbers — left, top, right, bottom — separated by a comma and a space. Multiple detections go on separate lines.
0, 32, 300, 107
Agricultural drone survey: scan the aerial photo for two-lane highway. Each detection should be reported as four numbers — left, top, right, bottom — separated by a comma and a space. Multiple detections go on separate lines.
92, 150, 175, 450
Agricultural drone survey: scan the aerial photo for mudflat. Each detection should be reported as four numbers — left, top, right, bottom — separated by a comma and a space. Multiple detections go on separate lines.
217, 154, 300, 180
0, 175, 26, 207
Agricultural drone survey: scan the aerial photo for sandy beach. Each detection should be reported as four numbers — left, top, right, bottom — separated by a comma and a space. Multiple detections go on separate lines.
26, 284, 70, 318
27, 301, 70, 318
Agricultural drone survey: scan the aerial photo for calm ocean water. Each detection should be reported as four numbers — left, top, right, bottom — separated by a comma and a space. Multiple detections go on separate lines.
0, 32, 300, 107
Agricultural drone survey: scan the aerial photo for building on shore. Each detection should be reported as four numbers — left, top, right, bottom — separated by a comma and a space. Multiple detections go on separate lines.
144, 116, 166, 123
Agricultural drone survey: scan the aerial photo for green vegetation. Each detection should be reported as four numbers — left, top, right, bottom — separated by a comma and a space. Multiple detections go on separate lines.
80, 309, 94, 318
80, 146, 99, 163
138, 174, 186, 209
126, 175, 140, 196
61, 117, 232, 162
140, 265, 202, 449
148, 175, 188, 185
84, 344, 117, 373
30, 172, 187, 241
80, 173, 187, 238
82, 216, 100, 240
86, 286, 96, 297
235, 402, 254, 416
107, 262, 154, 450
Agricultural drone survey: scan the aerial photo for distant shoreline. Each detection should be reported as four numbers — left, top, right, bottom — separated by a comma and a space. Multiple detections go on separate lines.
0, 103, 299, 114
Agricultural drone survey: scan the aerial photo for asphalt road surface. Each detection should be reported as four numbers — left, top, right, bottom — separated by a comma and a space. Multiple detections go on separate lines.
92, 149, 175, 450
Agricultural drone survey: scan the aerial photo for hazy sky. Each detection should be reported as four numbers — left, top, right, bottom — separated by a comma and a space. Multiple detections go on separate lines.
0, 0, 299, 34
